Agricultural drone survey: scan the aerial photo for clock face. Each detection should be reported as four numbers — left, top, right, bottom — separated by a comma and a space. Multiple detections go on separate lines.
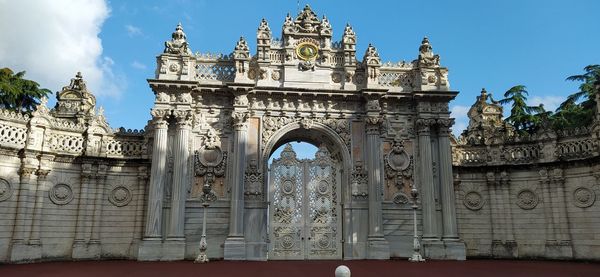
296, 42, 319, 61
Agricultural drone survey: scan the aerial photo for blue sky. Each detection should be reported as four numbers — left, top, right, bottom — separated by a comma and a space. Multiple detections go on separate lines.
1, 0, 599, 137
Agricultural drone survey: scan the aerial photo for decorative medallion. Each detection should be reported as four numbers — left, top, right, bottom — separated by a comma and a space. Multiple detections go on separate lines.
516, 189, 539, 210
282, 179, 295, 195
281, 234, 295, 249
317, 234, 330, 249
108, 185, 133, 207
317, 180, 329, 195
573, 187, 595, 208
392, 192, 410, 205
331, 72, 342, 83
463, 191, 485, 211
49, 183, 74, 205
296, 42, 319, 61
0, 178, 12, 202
271, 70, 281, 81
169, 63, 180, 73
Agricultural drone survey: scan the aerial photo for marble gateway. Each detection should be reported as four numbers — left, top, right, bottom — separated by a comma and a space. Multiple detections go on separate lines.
1, 6, 599, 262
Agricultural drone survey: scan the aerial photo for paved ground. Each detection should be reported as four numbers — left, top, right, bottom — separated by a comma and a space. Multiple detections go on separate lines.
1, 259, 600, 277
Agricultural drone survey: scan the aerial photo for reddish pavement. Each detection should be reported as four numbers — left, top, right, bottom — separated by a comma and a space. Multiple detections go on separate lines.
1, 259, 600, 277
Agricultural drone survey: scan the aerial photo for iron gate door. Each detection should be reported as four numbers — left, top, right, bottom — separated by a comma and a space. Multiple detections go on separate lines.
268, 144, 342, 260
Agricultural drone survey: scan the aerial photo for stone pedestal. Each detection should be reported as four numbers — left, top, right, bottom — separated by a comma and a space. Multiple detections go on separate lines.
492, 240, 518, 258
224, 237, 247, 260
367, 237, 390, 259
162, 238, 185, 260
545, 241, 573, 259
137, 239, 163, 261
9, 242, 41, 263
423, 239, 466, 260
72, 241, 101, 259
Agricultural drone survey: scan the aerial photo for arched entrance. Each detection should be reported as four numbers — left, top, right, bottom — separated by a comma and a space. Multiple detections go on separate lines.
262, 123, 351, 260
268, 143, 342, 260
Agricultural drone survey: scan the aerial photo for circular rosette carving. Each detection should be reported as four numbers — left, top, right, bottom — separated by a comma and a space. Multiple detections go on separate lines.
317, 234, 331, 249
109, 185, 133, 207
463, 191, 485, 211
280, 234, 295, 249
392, 192, 409, 205
573, 187, 595, 208
0, 178, 12, 202
49, 183, 74, 205
516, 189, 539, 210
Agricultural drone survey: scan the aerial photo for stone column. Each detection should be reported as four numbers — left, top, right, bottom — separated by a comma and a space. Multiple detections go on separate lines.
224, 91, 250, 260
437, 119, 459, 239
416, 118, 437, 240
224, 105, 249, 260
364, 97, 389, 259
165, 110, 192, 259
138, 109, 170, 260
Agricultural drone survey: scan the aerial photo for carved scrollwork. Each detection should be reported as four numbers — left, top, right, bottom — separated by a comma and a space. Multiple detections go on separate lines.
385, 140, 413, 190
392, 192, 410, 205
244, 159, 264, 200
173, 110, 193, 127
194, 146, 227, 201
261, 116, 351, 151
351, 161, 368, 199
463, 191, 485, 210
415, 118, 436, 134
232, 111, 249, 129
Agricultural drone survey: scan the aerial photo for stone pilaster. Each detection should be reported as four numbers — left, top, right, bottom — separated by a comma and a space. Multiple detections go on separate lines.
224, 92, 249, 260
436, 119, 465, 259
29, 166, 51, 245
138, 109, 170, 260
364, 97, 389, 259
165, 110, 192, 260
72, 163, 95, 259
130, 166, 149, 257
416, 118, 437, 240
10, 152, 40, 262
545, 169, 573, 259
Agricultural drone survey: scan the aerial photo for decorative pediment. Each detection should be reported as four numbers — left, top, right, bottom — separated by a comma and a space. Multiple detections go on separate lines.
53, 72, 96, 119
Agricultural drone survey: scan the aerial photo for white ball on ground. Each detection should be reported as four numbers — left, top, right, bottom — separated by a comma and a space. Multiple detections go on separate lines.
335, 265, 351, 277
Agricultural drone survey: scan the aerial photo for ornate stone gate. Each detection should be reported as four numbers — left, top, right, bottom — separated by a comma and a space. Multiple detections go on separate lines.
269, 144, 342, 260
138, 5, 465, 261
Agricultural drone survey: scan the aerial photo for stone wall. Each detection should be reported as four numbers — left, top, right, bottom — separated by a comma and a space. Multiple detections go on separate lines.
452, 90, 600, 260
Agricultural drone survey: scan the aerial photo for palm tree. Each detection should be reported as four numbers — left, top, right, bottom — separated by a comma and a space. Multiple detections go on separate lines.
499, 85, 545, 133
0, 68, 51, 113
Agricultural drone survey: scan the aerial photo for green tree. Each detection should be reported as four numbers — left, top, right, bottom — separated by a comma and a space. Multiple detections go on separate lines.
553, 65, 600, 129
499, 85, 544, 133
0, 68, 51, 113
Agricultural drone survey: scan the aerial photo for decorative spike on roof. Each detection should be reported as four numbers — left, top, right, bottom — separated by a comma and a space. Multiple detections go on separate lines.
418, 36, 440, 67
164, 23, 192, 55
54, 72, 97, 118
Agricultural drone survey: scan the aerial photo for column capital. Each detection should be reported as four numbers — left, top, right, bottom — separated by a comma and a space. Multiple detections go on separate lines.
436, 118, 455, 136
173, 110, 193, 129
35, 169, 50, 180
365, 115, 382, 135
232, 110, 249, 130
416, 118, 436, 135
151, 108, 171, 129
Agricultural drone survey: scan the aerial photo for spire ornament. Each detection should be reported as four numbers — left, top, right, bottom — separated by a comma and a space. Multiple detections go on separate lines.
164, 23, 192, 55
418, 37, 440, 67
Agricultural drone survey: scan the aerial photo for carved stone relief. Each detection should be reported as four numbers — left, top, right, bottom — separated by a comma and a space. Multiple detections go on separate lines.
384, 140, 413, 203
572, 186, 595, 208
49, 183, 74, 205
262, 116, 351, 151
516, 189, 539, 210
0, 178, 12, 202
460, 183, 486, 211
108, 185, 133, 207
244, 159, 264, 200
350, 161, 368, 199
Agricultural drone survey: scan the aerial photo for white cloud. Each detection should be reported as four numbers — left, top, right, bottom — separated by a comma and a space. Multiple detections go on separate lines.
0, 0, 123, 97
450, 105, 470, 136
529, 95, 565, 112
130, 60, 147, 70
125, 24, 142, 37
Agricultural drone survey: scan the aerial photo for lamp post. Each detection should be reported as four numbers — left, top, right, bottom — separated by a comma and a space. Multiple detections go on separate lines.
409, 184, 425, 262
195, 178, 217, 263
